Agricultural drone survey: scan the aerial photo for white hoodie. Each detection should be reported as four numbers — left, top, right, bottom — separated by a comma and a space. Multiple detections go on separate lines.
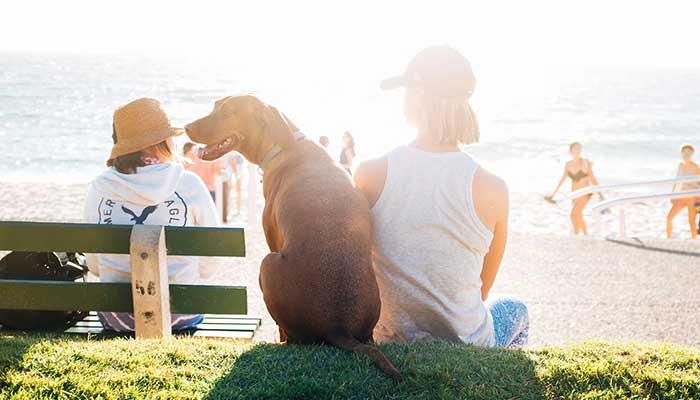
83, 163, 219, 284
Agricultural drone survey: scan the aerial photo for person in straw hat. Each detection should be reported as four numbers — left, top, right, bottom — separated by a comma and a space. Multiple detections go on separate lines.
354, 46, 528, 348
83, 98, 220, 332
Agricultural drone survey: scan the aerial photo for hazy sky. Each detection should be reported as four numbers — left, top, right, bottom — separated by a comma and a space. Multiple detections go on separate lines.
2, 0, 700, 68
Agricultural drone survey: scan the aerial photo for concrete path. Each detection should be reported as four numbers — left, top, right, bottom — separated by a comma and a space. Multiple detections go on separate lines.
495, 234, 700, 347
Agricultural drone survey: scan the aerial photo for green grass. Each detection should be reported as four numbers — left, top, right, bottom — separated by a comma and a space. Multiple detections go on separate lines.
0, 334, 698, 399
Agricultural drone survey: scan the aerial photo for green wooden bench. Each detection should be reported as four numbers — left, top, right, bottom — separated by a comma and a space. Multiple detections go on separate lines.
0, 221, 260, 340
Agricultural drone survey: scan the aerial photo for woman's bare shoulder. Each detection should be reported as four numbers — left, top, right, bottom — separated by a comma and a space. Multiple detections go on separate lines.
354, 156, 388, 208
473, 167, 509, 231
473, 167, 508, 202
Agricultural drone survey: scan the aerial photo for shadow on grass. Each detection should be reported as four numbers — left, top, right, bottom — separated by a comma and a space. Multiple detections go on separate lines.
205, 341, 545, 400
606, 236, 700, 257
0, 333, 37, 393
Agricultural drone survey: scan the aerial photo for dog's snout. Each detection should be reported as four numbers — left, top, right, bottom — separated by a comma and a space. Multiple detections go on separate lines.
184, 118, 207, 143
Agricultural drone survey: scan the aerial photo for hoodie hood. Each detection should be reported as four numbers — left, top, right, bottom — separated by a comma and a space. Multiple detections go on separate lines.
92, 163, 185, 205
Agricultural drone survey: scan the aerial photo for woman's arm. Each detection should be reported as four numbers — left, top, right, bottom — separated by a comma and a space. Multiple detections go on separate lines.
354, 157, 388, 208
479, 176, 509, 301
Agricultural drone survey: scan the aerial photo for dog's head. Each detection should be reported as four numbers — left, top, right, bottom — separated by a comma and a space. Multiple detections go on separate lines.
185, 95, 298, 164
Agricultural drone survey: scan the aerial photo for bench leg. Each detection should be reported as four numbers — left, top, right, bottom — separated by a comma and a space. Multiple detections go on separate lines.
130, 225, 171, 339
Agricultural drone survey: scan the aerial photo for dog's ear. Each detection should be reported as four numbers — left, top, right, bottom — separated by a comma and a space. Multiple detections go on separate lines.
263, 105, 297, 148
214, 96, 229, 110
280, 111, 299, 133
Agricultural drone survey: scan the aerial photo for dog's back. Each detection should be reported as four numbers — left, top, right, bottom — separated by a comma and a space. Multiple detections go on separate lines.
259, 142, 400, 379
263, 142, 380, 338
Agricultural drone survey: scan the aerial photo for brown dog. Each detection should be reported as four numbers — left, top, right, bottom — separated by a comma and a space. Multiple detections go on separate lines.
185, 95, 401, 380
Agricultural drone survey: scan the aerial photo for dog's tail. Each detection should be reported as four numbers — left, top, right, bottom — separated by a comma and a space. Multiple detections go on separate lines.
326, 330, 402, 381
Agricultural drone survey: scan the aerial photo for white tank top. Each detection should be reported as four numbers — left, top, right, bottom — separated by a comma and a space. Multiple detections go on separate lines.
371, 146, 495, 346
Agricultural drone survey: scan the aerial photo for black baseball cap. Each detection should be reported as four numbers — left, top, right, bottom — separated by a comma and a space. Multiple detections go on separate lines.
381, 46, 476, 99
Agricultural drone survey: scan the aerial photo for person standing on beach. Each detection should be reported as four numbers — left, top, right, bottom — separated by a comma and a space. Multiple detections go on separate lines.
83, 98, 219, 332
340, 131, 356, 174
666, 144, 699, 239
546, 142, 599, 235
355, 46, 528, 348
183, 142, 224, 201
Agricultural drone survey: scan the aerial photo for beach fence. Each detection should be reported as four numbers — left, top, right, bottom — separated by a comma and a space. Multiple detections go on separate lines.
569, 176, 700, 238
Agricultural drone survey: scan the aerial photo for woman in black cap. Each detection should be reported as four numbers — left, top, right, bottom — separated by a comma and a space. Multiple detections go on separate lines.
355, 46, 528, 348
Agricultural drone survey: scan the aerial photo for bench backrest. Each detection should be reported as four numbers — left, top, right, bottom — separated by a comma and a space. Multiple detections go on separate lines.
0, 221, 245, 256
0, 221, 248, 338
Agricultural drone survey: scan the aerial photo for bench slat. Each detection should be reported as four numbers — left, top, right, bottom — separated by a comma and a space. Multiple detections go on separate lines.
83, 312, 262, 326
202, 314, 263, 321
0, 221, 245, 257
194, 318, 261, 325
191, 330, 255, 339
72, 320, 259, 332
0, 280, 247, 314
83, 317, 261, 326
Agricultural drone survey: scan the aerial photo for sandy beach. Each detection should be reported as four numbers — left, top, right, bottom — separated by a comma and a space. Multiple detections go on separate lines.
1, 181, 698, 346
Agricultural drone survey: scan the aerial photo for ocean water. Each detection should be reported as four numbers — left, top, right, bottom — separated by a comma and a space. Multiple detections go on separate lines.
2, 51, 699, 194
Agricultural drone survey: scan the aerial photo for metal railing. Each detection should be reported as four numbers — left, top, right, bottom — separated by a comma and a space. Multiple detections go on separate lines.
562, 175, 700, 238
568, 175, 700, 200
592, 190, 700, 237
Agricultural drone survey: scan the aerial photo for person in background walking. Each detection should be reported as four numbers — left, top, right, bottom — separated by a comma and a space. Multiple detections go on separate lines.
666, 144, 699, 239
183, 142, 224, 201
340, 131, 356, 174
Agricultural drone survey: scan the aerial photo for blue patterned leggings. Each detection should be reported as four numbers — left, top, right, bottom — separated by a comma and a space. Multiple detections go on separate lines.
485, 294, 529, 348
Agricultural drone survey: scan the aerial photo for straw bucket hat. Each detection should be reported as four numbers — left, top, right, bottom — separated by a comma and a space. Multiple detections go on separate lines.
109, 98, 184, 161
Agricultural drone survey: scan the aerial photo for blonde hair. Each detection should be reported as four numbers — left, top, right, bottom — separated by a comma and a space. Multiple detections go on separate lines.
420, 94, 479, 145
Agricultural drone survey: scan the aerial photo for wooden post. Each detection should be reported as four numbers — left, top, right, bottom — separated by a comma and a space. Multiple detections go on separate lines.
130, 225, 171, 339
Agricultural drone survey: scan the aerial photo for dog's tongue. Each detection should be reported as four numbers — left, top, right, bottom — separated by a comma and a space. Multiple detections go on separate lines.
200, 137, 237, 161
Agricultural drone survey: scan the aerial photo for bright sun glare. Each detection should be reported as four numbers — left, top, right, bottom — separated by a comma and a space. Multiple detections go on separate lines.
2, 0, 700, 68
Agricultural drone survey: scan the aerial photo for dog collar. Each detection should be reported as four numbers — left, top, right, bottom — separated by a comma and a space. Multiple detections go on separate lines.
259, 131, 306, 172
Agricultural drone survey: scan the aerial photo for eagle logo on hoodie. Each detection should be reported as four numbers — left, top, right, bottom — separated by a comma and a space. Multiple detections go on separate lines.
97, 195, 187, 227
121, 205, 158, 224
